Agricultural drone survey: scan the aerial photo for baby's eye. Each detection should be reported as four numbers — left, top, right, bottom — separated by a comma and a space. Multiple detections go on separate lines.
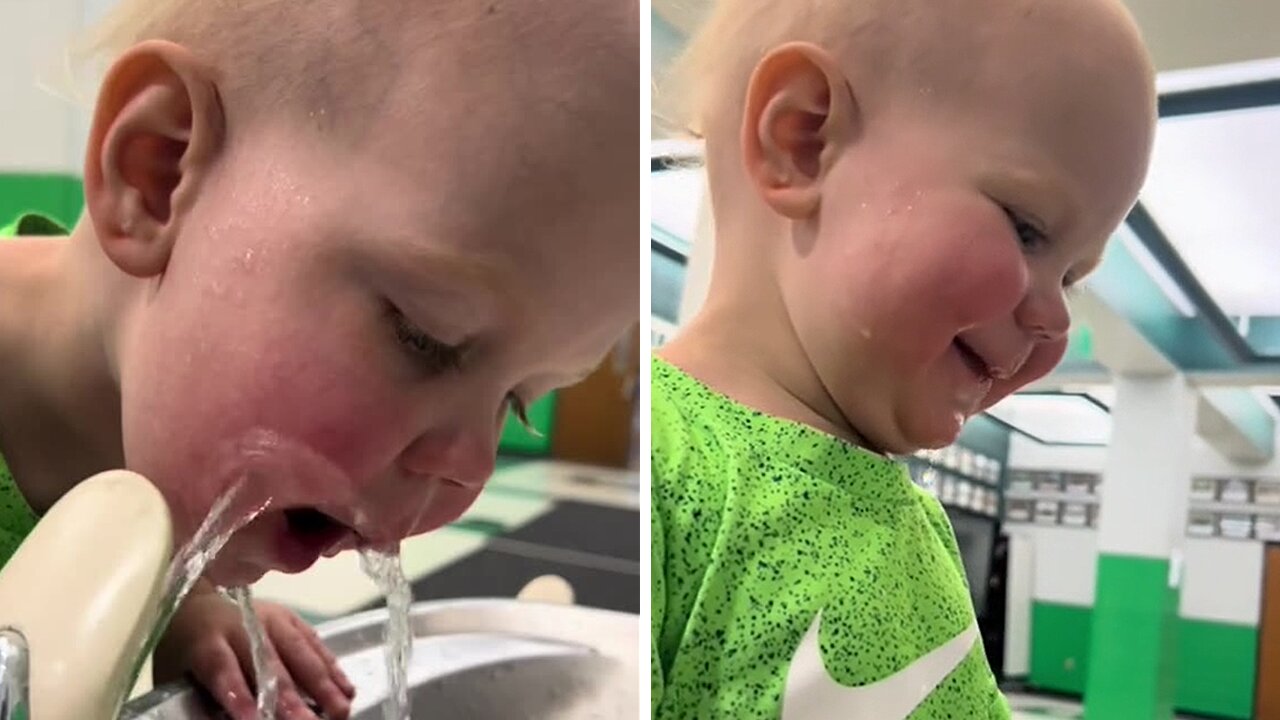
389, 305, 463, 374
1003, 206, 1047, 251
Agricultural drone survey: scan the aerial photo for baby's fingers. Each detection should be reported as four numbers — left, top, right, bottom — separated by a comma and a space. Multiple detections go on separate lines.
253, 652, 320, 720
271, 616, 352, 720
293, 613, 356, 698
187, 637, 258, 720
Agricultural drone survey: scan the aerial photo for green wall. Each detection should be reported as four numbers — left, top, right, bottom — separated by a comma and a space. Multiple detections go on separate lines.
498, 393, 557, 456
0, 173, 83, 229
1030, 601, 1257, 719
1030, 602, 1093, 694
1085, 555, 1181, 719
1175, 618, 1259, 719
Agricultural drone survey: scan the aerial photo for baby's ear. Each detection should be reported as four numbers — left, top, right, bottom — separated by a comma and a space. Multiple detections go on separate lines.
82, 40, 226, 277
740, 42, 857, 220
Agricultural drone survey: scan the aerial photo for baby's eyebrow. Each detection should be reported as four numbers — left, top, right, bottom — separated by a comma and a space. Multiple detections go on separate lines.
398, 243, 508, 285
391, 242, 512, 293
392, 242, 524, 320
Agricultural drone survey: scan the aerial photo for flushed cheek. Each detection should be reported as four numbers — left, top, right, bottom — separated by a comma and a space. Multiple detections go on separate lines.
279, 375, 406, 470
921, 216, 1030, 328
127, 349, 415, 543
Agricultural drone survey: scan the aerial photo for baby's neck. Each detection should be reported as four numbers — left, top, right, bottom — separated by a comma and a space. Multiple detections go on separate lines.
0, 227, 126, 514
660, 299, 879, 452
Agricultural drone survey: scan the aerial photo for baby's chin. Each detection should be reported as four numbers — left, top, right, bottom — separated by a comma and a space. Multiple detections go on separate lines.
885, 405, 967, 455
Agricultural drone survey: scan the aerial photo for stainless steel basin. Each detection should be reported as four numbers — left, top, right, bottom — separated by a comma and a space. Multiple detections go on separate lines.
120, 599, 639, 719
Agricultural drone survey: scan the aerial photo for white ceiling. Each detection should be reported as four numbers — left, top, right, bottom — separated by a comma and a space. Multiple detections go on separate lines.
1120, 0, 1280, 73
1143, 105, 1280, 317
988, 394, 1114, 446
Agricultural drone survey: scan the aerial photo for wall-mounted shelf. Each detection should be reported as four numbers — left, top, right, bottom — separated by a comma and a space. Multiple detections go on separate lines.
1005, 491, 1102, 505
1003, 469, 1102, 528
912, 447, 1004, 485
907, 455, 1001, 518
1186, 477, 1280, 541
906, 457, 1002, 490
1189, 500, 1280, 517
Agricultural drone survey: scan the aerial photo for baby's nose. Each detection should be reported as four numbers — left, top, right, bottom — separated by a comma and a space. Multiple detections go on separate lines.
397, 428, 497, 489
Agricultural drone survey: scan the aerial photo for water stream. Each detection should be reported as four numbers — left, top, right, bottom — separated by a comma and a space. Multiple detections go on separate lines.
125, 478, 272, 700
359, 548, 413, 720
122, 431, 420, 720
227, 586, 280, 720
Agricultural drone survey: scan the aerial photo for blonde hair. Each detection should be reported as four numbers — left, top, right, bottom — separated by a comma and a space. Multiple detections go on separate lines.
68, 0, 410, 133
669, 0, 1151, 146
666, 0, 896, 140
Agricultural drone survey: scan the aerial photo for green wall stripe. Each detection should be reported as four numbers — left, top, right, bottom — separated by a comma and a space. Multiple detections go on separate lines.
1029, 601, 1256, 720
1085, 554, 1179, 719
0, 173, 83, 230
1030, 602, 1092, 694
1175, 618, 1257, 719
498, 392, 557, 455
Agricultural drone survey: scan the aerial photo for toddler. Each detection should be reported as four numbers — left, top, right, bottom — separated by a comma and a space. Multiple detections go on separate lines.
651, 0, 1155, 716
0, 0, 639, 718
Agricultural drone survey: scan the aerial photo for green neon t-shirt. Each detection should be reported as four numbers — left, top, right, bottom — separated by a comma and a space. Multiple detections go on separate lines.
651, 356, 1010, 719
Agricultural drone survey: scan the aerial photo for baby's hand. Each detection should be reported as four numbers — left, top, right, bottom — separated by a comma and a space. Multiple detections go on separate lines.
154, 581, 356, 720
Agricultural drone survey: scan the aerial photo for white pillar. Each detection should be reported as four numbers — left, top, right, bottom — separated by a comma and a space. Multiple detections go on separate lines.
1097, 374, 1195, 559
1085, 373, 1195, 719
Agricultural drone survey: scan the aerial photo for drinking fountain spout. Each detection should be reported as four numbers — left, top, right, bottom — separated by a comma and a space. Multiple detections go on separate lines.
0, 470, 173, 720
0, 627, 28, 720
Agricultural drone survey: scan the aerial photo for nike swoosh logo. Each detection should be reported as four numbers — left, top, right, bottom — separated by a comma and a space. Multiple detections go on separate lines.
781, 612, 979, 720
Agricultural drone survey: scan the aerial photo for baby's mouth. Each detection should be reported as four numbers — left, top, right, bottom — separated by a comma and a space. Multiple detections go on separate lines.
953, 339, 993, 383
283, 507, 352, 556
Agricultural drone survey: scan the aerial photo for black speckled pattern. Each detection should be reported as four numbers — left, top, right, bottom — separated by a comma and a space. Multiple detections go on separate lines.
0, 450, 38, 567
651, 356, 1010, 718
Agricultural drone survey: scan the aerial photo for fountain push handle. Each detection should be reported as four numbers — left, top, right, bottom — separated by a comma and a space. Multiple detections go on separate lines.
0, 471, 173, 720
